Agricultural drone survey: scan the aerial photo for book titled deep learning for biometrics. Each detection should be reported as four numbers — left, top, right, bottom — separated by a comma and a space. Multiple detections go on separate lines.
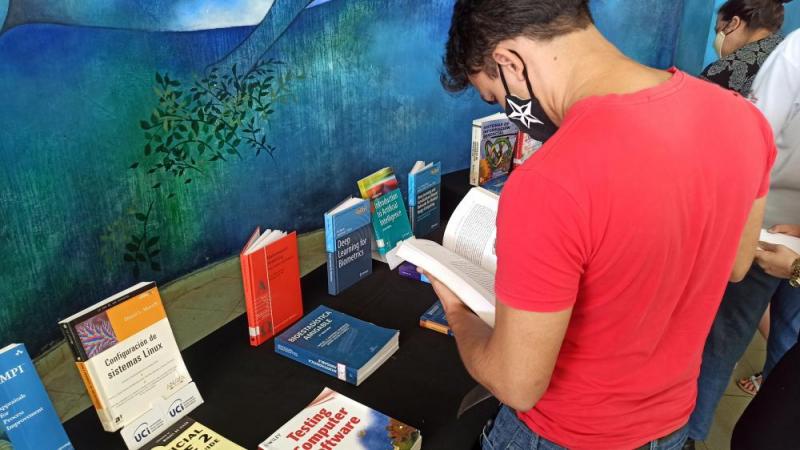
357, 167, 413, 269
325, 197, 372, 296
408, 160, 442, 237
58, 282, 193, 432
274, 306, 399, 386
259, 387, 421, 450
0, 344, 73, 450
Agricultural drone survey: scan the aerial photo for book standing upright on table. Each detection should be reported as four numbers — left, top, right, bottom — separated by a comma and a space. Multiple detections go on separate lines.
325, 197, 373, 296
58, 282, 197, 434
408, 160, 442, 237
471, 113, 520, 193
357, 167, 413, 269
240, 228, 304, 346
0, 343, 73, 450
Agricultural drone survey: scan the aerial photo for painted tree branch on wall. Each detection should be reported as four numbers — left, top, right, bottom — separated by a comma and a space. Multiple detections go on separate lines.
124, 59, 304, 278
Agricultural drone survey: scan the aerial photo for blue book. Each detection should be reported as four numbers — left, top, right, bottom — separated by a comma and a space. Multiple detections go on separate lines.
324, 198, 373, 295
419, 302, 453, 337
408, 161, 442, 237
0, 344, 73, 450
274, 306, 399, 386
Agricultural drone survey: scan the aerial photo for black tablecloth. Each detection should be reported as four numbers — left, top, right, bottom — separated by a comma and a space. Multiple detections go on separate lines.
64, 170, 499, 449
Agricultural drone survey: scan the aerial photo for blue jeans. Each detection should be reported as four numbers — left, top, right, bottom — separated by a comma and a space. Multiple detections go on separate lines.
481, 406, 688, 450
688, 264, 800, 440
764, 282, 800, 377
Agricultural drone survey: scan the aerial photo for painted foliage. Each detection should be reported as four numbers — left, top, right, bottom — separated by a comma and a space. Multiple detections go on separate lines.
0, 0, 690, 355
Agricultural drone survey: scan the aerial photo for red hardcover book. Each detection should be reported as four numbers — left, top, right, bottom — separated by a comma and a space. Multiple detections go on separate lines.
240, 229, 304, 347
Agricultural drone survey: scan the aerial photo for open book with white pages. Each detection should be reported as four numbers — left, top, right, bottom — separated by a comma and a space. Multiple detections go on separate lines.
396, 187, 498, 327
759, 229, 800, 253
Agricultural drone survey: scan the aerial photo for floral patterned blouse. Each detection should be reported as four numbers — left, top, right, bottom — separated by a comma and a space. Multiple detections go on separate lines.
700, 33, 784, 96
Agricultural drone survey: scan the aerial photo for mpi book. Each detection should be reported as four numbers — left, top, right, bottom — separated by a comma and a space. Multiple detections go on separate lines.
0, 343, 73, 450
58, 282, 193, 432
259, 387, 421, 450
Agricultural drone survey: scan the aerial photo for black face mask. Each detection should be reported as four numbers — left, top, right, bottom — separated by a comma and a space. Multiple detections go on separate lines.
498, 54, 558, 143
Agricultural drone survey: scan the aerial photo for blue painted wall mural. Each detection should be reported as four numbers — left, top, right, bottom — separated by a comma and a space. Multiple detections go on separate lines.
0, 0, 743, 356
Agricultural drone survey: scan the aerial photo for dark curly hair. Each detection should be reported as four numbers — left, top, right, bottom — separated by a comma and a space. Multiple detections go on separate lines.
441, 0, 593, 93
719, 0, 793, 32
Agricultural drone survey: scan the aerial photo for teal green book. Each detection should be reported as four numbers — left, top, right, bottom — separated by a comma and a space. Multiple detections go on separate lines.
357, 167, 413, 255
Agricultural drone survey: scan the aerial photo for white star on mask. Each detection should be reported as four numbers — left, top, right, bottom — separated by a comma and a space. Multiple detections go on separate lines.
507, 98, 544, 128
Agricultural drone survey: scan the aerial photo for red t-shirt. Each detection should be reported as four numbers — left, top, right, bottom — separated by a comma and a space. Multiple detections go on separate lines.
495, 69, 775, 449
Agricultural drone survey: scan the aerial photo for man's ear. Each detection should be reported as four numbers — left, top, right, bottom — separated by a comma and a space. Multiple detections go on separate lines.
492, 47, 525, 83
725, 16, 742, 34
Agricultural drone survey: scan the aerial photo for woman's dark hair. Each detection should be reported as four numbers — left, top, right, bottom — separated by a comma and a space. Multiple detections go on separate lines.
719, 0, 793, 32
441, 0, 593, 93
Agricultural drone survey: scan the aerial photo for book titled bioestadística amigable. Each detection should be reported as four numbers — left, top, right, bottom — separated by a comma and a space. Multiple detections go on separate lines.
274, 306, 398, 386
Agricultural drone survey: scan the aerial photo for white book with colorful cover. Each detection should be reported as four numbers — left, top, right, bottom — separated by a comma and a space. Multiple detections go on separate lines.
58, 283, 192, 432
397, 187, 499, 327
259, 388, 421, 450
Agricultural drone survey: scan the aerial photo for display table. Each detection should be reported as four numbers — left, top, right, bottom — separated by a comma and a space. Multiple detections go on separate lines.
63, 170, 499, 449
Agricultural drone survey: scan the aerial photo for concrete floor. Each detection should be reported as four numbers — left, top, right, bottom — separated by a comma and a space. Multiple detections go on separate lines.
34, 227, 765, 450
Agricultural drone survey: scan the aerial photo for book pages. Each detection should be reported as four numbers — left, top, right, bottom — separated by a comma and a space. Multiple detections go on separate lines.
443, 187, 499, 273
397, 238, 495, 327
759, 229, 800, 254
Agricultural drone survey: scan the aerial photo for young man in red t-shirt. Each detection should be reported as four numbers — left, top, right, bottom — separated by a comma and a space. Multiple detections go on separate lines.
430, 1, 776, 449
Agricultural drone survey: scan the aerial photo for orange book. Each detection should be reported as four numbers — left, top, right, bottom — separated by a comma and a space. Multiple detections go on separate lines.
240, 228, 304, 346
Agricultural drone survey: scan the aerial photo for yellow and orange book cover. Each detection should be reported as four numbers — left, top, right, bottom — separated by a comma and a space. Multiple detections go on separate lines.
142, 416, 244, 450
59, 283, 191, 432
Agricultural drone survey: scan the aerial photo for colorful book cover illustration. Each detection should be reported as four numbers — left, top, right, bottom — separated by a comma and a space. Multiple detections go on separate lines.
259, 387, 421, 450
325, 198, 373, 295
471, 113, 519, 187
240, 229, 304, 347
274, 306, 399, 386
59, 284, 192, 432
408, 161, 442, 237
419, 302, 453, 337
141, 416, 245, 450
0, 344, 74, 450
357, 168, 413, 256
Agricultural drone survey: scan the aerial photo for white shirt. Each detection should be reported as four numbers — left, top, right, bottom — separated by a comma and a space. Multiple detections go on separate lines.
751, 30, 800, 226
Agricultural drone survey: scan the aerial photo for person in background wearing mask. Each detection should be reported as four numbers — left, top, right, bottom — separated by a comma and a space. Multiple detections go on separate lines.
436, 0, 775, 448
687, 8, 798, 450
729, 30, 800, 449
701, 0, 791, 96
